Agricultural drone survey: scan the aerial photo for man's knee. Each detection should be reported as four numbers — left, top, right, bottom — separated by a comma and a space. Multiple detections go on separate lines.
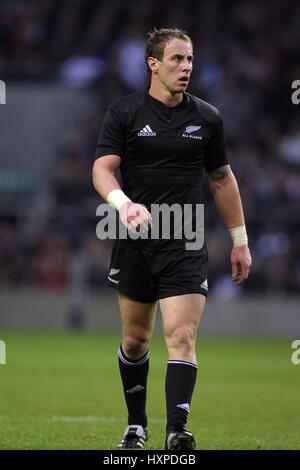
123, 333, 150, 358
166, 325, 196, 351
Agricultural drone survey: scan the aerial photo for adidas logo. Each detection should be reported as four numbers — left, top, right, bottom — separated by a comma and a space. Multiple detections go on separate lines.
177, 403, 190, 413
200, 278, 208, 290
126, 384, 145, 394
138, 125, 156, 136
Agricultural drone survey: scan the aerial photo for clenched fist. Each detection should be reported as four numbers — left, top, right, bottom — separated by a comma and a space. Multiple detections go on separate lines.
119, 201, 152, 234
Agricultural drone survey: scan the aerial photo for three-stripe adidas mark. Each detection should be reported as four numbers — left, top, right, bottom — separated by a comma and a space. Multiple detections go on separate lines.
138, 125, 156, 136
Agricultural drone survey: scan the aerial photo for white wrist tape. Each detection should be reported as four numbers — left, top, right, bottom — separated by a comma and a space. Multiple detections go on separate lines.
229, 225, 248, 247
107, 189, 131, 211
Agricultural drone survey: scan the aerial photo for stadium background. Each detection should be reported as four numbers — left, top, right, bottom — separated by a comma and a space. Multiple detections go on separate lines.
0, 0, 299, 450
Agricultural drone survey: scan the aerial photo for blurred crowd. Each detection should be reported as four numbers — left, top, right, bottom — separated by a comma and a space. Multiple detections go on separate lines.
0, 0, 300, 296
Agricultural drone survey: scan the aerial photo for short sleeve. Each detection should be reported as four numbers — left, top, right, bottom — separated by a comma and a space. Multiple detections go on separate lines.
94, 104, 125, 159
203, 118, 228, 172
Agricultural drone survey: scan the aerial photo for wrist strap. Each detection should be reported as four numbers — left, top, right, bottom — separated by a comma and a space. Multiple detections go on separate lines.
229, 225, 248, 247
107, 189, 131, 211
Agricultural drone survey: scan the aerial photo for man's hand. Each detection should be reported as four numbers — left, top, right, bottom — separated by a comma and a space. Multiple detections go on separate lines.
231, 245, 252, 285
119, 201, 152, 234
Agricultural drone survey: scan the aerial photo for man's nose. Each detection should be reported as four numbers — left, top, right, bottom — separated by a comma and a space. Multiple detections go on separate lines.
182, 60, 192, 72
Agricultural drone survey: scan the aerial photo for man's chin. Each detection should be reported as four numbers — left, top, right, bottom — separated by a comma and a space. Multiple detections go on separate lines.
177, 81, 189, 90
172, 84, 188, 93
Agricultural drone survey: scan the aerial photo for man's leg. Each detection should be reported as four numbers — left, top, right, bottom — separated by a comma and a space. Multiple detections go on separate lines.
117, 292, 157, 448
160, 293, 206, 449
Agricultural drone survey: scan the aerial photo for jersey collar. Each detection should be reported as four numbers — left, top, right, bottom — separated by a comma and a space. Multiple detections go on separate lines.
145, 90, 188, 115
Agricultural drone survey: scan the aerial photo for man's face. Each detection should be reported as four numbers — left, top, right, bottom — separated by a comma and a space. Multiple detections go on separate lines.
150, 38, 193, 93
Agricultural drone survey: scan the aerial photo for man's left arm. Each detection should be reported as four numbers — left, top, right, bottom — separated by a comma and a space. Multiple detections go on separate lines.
208, 164, 252, 285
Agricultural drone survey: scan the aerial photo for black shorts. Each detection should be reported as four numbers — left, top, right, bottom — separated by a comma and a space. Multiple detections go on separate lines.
107, 241, 208, 303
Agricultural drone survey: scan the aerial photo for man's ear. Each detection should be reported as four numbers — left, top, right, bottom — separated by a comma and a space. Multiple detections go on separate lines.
148, 57, 159, 74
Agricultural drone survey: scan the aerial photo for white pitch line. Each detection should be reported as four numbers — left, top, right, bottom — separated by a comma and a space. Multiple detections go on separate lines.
0, 415, 165, 424
52, 416, 165, 423
51, 416, 118, 422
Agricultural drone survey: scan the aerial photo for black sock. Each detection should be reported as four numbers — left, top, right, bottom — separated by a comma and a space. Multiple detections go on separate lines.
118, 345, 149, 428
165, 360, 198, 432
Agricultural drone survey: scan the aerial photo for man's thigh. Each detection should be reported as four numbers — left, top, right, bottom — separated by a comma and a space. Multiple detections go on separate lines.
159, 293, 206, 336
118, 292, 158, 337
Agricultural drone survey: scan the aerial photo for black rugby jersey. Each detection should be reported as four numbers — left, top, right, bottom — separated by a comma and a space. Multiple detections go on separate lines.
95, 90, 228, 249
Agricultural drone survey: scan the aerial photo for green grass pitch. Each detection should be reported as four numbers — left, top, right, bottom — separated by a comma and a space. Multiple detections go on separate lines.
0, 331, 299, 450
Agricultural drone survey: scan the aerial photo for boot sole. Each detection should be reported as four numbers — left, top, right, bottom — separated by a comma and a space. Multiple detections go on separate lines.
167, 433, 196, 450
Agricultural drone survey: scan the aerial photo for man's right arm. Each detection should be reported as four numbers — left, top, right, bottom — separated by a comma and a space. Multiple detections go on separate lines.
92, 155, 152, 232
92, 154, 122, 201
